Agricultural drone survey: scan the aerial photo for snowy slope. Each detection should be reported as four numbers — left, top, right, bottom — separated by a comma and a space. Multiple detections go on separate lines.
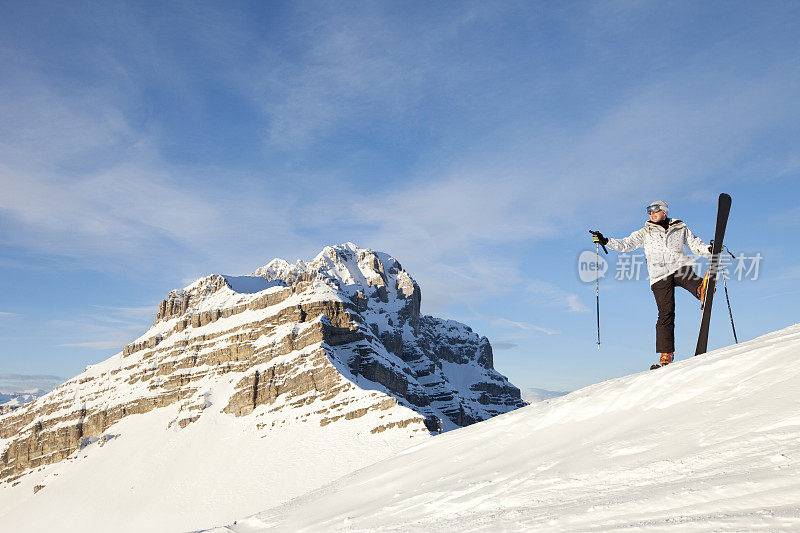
208, 323, 800, 532
0, 396, 424, 532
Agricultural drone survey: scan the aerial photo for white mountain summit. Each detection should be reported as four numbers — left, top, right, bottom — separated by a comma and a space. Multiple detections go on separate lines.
0, 243, 524, 532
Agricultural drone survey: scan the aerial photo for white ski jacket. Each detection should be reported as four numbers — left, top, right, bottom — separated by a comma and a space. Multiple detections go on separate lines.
606, 219, 711, 285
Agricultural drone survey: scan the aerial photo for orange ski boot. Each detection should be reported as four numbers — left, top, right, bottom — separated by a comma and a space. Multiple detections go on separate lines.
651, 352, 674, 370
697, 271, 712, 309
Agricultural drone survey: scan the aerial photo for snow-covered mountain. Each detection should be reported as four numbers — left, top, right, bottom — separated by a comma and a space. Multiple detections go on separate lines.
0, 389, 50, 410
0, 243, 523, 532
0, 374, 63, 412
207, 323, 800, 532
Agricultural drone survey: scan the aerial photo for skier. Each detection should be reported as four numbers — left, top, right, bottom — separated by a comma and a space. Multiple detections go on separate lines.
590, 201, 712, 369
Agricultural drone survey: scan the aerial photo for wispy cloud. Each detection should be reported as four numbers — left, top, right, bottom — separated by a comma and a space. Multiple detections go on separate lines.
235, 4, 488, 150
525, 282, 590, 314
90, 305, 156, 321
775, 265, 800, 281
0, 373, 64, 393
490, 317, 560, 336
0, 12, 317, 276
58, 341, 129, 350
767, 203, 800, 229
49, 305, 157, 352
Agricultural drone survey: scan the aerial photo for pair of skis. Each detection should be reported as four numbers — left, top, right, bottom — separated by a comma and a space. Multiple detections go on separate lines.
695, 193, 732, 356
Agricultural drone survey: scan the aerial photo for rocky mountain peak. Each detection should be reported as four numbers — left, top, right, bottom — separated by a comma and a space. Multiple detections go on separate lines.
1, 243, 524, 510
255, 243, 417, 303
253, 243, 422, 328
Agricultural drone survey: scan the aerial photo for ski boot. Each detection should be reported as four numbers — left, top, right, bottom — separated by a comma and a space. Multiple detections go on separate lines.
650, 352, 674, 370
697, 271, 715, 310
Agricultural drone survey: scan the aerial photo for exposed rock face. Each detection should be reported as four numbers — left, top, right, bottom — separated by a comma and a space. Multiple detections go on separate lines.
0, 243, 523, 484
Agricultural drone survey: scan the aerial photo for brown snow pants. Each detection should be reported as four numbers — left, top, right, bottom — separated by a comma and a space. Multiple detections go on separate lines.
651, 266, 704, 353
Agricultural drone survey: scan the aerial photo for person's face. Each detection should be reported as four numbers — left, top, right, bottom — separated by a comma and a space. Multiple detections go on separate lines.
649, 208, 666, 222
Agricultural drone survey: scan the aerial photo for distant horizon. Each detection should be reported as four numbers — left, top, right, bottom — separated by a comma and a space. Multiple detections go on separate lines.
0, 373, 65, 394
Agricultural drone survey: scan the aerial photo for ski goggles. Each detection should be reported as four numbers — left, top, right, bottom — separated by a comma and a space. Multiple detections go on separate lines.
646, 204, 664, 214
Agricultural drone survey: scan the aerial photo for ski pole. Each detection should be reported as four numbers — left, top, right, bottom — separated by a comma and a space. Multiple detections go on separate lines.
588, 230, 607, 349
718, 246, 739, 343
596, 241, 601, 349
720, 264, 739, 344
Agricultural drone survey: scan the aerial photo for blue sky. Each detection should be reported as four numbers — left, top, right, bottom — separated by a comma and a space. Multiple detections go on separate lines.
1, 1, 799, 392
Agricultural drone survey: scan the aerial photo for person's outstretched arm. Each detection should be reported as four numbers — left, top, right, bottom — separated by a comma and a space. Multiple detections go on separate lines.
606, 228, 645, 252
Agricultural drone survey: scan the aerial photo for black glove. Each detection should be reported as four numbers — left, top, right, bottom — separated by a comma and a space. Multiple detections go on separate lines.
590, 231, 608, 246
708, 239, 714, 254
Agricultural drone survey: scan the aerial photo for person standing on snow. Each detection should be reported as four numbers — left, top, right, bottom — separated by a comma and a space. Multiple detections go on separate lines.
590, 201, 713, 369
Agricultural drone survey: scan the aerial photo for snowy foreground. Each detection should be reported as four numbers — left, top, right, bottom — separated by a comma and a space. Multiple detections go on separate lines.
204, 324, 800, 532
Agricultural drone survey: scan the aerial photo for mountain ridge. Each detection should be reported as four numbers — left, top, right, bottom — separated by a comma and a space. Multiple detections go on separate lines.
0, 243, 524, 532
